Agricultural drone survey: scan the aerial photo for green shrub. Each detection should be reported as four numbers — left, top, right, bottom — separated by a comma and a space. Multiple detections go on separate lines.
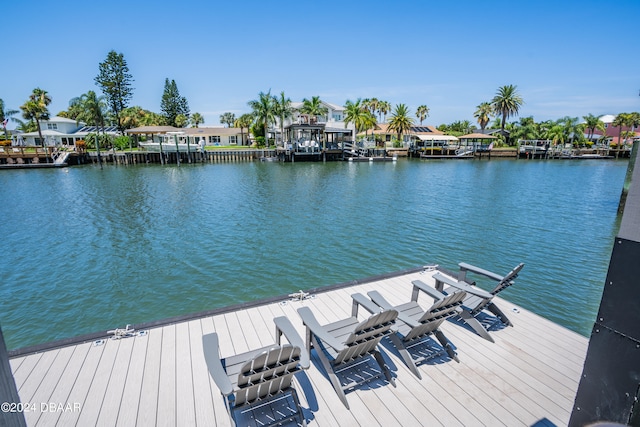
113, 135, 131, 150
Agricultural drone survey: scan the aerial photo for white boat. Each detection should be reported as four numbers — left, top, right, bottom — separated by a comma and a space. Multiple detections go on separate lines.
139, 132, 205, 153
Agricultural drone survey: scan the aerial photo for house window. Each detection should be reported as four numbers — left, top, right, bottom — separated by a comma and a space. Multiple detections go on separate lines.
229, 136, 237, 145
332, 114, 342, 121
386, 135, 391, 142
210, 136, 220, 144
47, 123, 57, 130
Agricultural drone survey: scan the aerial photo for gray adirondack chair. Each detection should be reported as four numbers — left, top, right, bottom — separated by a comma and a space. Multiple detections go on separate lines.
354, 282, 465, 379
433, 262, 525, 342
297, 295, 398, 409
203, 316, 310, 427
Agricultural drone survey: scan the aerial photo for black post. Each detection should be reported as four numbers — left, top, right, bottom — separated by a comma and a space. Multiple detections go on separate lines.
569, 143, 640, 426
0, 326, 27, 427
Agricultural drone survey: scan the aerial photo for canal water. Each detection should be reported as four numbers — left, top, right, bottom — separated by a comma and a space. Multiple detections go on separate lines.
0, 158, 628, 350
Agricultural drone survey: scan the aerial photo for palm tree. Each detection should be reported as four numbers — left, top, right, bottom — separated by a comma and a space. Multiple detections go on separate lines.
378, 100, 391, 123
491, 85, 523, 144
387, 104, 414, 143
511, 116, 537, 142
190, 112, 204, 128
544, 124, 566, 146
344, 99, 377, 135
612, 113, 629, 147
583, 113, 604, 141
300, 96, 328, 123
416, 105, 430, 126
20, 88, 51, 148
73, 90, 108, 167
363, 98, 379, 117
560, 116, 585, 146
219, 112, 236, 128
474, 102, 493, 131
0, 99, 19, 140
234, 113, 253, 146
248, 90, 277, 147
273, 91, 293, 146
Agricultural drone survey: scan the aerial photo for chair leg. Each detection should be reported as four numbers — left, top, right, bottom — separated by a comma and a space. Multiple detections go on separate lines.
434, 329, 460, 363
312, 335, 350, 409
373, 350, 396, 387
487, 303, 512, 326
388, 334, 422, 379
289, 388, 307, 427
458, 310, 495, 343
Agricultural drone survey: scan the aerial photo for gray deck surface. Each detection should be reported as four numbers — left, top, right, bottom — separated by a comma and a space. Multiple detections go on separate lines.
9, 269, 588, 426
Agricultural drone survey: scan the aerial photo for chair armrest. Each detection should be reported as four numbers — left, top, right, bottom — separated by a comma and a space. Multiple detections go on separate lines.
351, 293, 382, 316
433, 273, 494, 299
202, 333, 233, 396
367, 290, 420, 328
297, 307, 347, 352
411, 280, 447, 301
274, 316, 310, 369
458, 262, 503, 282
367, 290, 395, 310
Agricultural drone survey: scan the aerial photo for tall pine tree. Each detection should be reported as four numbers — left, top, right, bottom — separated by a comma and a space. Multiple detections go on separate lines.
95, 50, 134, 134
160, 79, 189, 127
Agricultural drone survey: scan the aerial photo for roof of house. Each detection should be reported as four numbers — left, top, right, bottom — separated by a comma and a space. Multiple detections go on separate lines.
40, 116, 84, 125
182, 127, 244, 136
459, 133, 498, 139
599, 114, 616, 124
367, 124, 443, 135
126, 126, 182, 134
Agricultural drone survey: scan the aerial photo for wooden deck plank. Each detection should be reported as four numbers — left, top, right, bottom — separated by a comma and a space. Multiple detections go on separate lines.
8, 268, 588, 427
157, 324, 176, 427
96, 336, 135, 427
75, 339, 120, 426
14, 349, 58, 404
37, 343, 92, 427
54, 342, 105, 426
187, 319, 216, 427
115, 333, 149, 427
200, 316, 233, 427
23, 345, 75, 427
175, 321, 196, 427
262, 300, 360, 427
136, 328, 163, 426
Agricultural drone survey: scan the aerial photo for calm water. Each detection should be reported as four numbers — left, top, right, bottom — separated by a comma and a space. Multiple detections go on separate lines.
0, 158, 627, 350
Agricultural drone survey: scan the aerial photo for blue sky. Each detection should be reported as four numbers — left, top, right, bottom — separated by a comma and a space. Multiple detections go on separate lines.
4, 0, 639, 127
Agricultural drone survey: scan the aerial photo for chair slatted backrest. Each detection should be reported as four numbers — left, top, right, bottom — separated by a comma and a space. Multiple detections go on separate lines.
234, 344, 302, 406
404, 292, 466, 341
490, 263, 525, 295
334, 310, 398, 365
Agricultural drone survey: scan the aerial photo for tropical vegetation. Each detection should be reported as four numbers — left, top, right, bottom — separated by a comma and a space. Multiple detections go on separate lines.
247, 90, 276, 148
491, 85, 523, 143
387, 104, 414, 144
19, 88, 51, 147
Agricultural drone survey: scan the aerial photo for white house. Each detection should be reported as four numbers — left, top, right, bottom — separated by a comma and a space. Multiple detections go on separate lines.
14, 116, 119, 147
274, 100, 355, 148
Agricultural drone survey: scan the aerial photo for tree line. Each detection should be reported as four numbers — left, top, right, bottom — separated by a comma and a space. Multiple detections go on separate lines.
1, 51, 638, 149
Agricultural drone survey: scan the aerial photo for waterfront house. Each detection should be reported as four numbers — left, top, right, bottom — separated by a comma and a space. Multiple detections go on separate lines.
127, 126, 247, 146
589, 114, 640, 145
365, 124, 447, 146
275, 100, 356, 150
13, 116, 118, 148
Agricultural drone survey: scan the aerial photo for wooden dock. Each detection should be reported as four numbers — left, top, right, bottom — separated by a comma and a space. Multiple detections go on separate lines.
8, 267, 587, 426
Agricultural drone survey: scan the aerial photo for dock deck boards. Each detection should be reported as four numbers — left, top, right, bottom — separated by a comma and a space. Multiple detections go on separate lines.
8, 269, 588, 426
